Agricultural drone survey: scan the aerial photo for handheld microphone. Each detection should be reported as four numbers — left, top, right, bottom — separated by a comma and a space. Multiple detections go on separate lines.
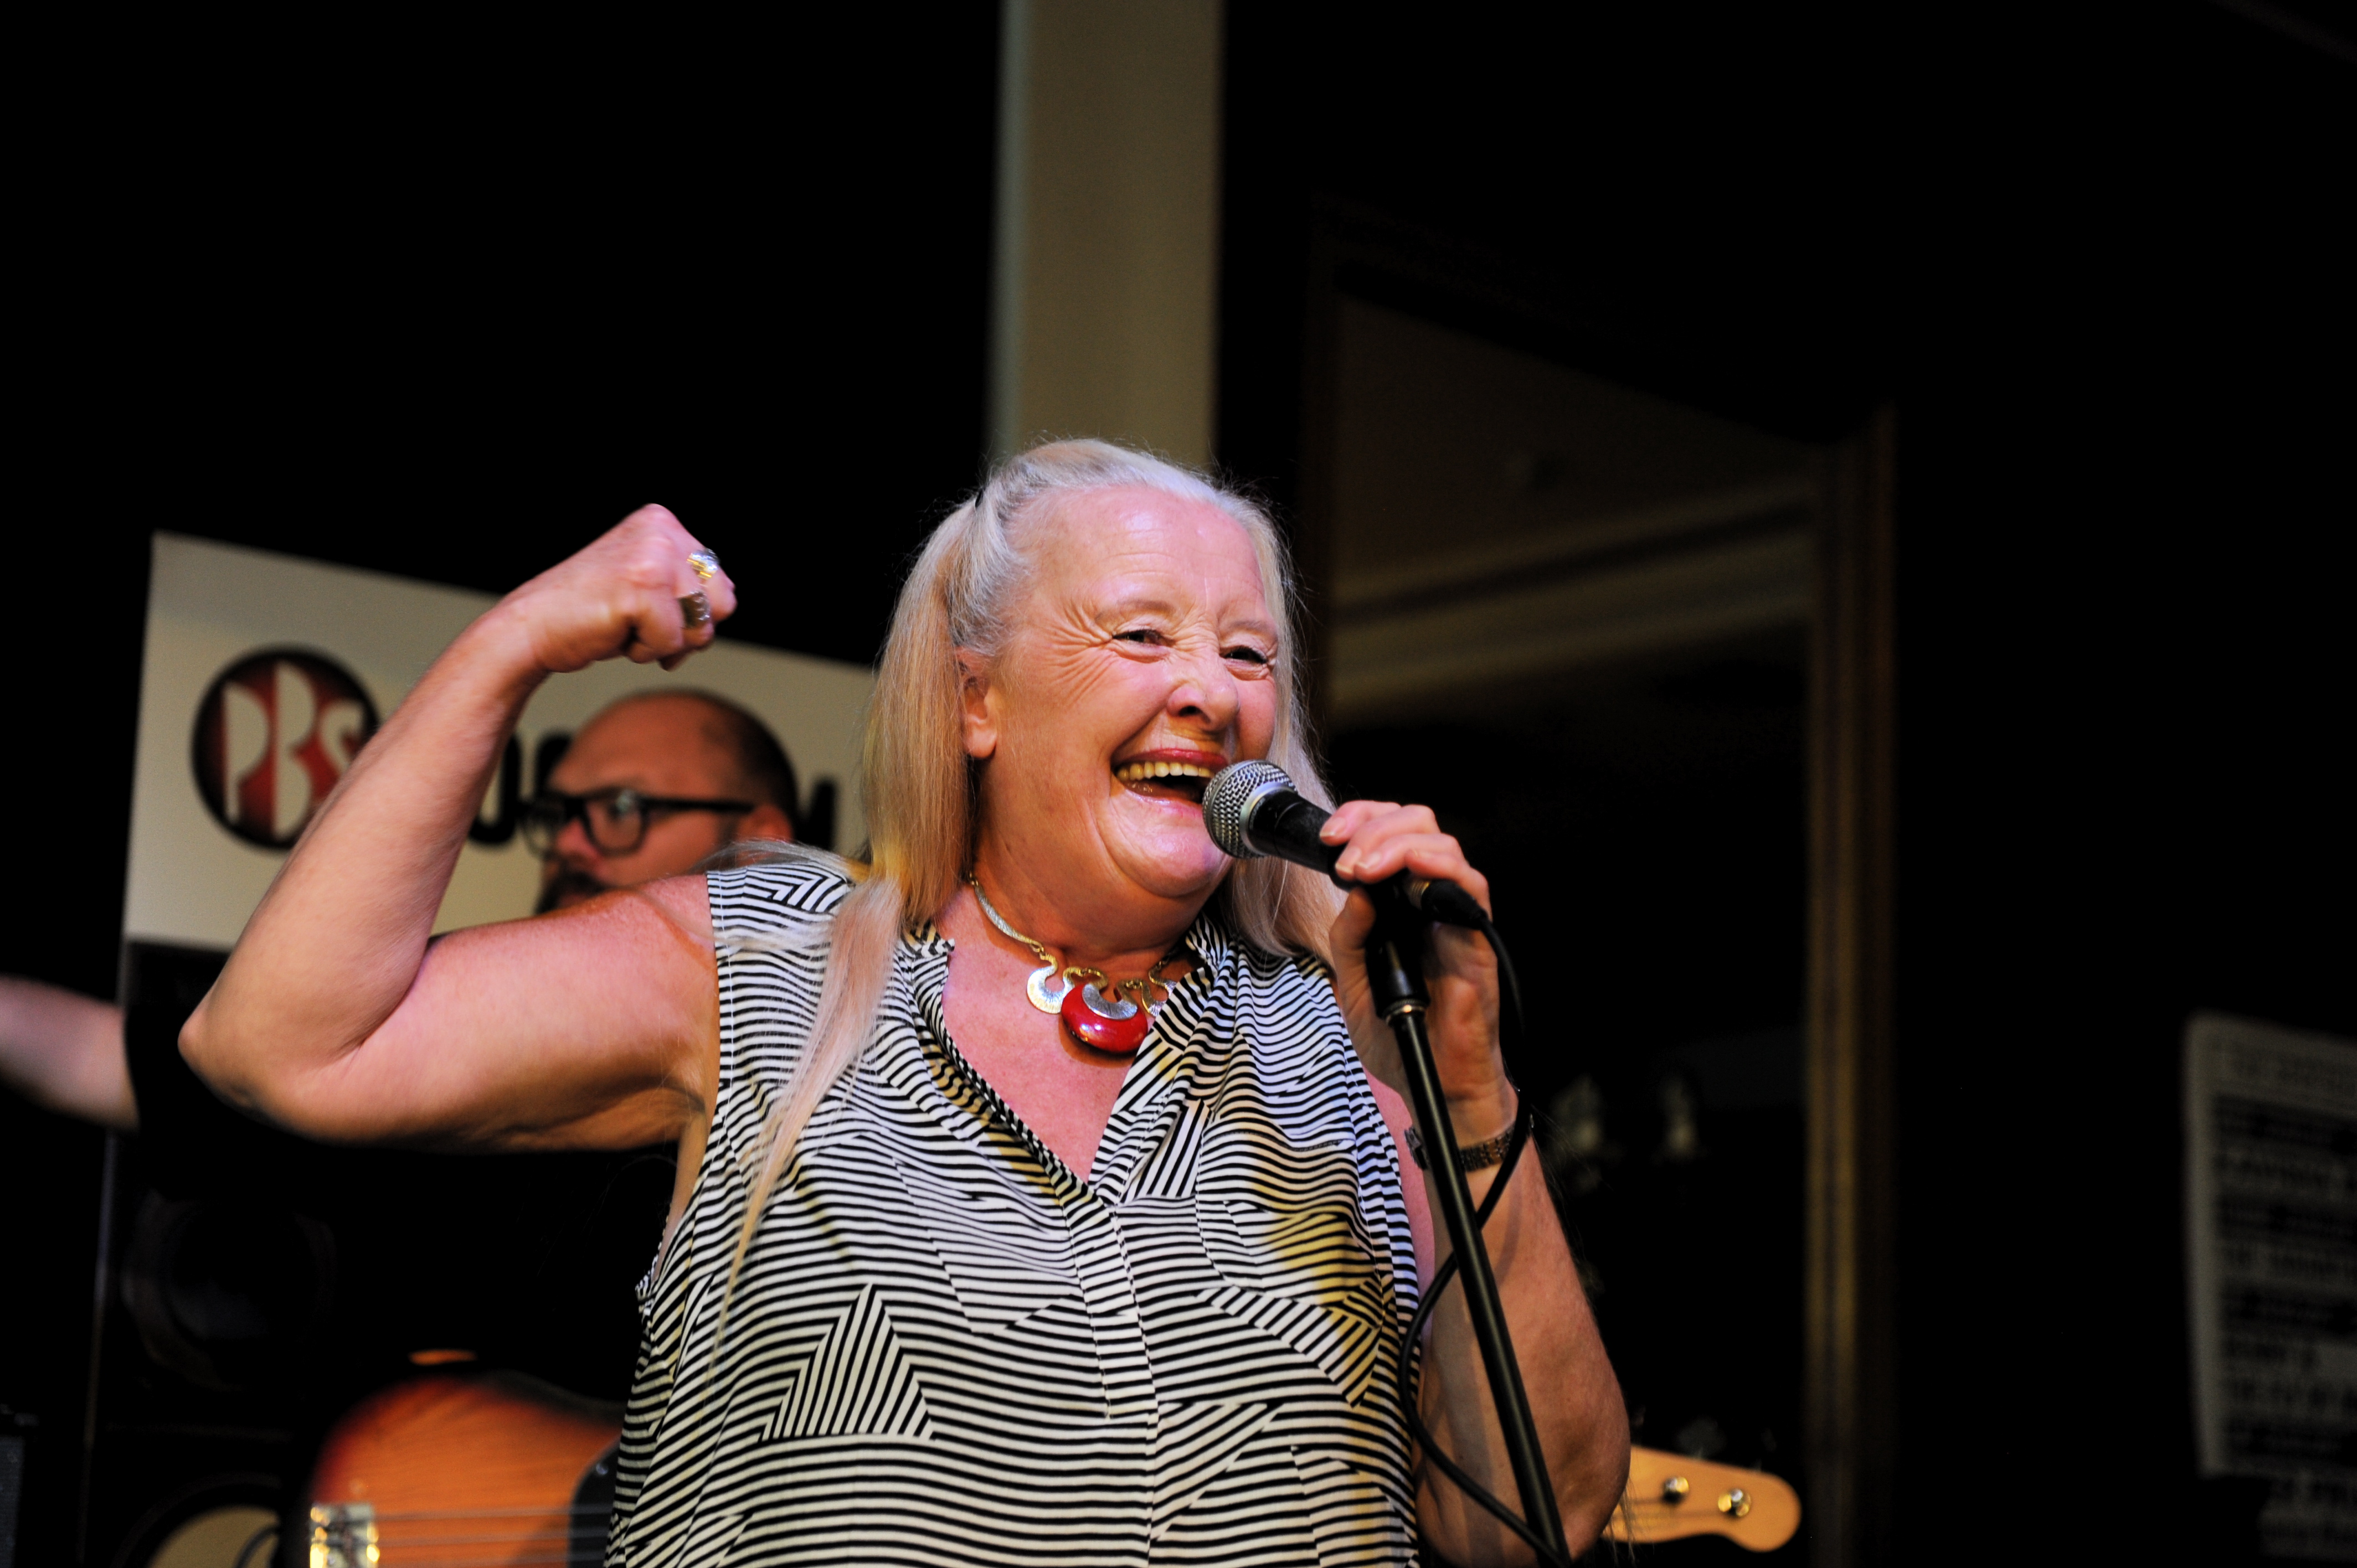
1202, 761, 1490, 929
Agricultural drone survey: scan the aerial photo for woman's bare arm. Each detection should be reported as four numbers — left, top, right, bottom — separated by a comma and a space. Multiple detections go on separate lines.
1328, 802, 1629, 1565
1399, 1072, 1627, 1562
181, 507, 735, 1150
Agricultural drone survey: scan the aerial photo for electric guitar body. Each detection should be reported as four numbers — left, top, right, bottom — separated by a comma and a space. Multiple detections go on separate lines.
305, 1376, 1800, 1560
306, 1370, 621, 1566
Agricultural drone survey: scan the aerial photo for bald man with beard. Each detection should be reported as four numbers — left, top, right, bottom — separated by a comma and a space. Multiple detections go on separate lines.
2, 690, 802, 1127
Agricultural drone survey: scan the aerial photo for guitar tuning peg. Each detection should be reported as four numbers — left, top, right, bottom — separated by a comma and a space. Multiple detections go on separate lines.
1717, 1488, 1753, 1519
1660, 1474, 1691, 1503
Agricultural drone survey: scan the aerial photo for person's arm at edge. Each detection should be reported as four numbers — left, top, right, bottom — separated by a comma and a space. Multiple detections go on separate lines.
0, 978, 134, 1131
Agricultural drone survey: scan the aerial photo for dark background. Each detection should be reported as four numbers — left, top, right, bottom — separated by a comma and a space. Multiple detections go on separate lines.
8, 4, 2351, 1564
1216, 6, 2354, 1561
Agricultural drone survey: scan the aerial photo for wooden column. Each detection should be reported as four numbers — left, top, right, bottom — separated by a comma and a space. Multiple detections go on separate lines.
990, 0, 1224, 466
1804, 405, 1899, 1567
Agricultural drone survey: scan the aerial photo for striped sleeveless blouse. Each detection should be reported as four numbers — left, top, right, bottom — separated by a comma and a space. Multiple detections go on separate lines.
605, 858, 1422, 1565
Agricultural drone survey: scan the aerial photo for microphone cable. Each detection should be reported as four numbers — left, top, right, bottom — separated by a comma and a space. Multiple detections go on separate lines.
1197, 760, 1582, 1557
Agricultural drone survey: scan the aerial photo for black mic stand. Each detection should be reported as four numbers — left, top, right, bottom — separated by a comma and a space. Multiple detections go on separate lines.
1364, 897, 1570, 1563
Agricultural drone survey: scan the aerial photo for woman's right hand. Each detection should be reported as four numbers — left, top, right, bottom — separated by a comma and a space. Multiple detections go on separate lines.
496, 504, 739, 677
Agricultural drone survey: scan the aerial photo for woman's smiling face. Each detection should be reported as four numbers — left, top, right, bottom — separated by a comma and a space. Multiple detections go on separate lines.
963, 484, 1281, 937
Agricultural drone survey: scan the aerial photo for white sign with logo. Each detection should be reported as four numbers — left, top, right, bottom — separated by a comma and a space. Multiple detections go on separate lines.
127, 533, 874, 947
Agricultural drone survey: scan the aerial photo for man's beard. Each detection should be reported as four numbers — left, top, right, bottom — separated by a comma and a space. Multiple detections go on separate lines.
535, 865, 611, 914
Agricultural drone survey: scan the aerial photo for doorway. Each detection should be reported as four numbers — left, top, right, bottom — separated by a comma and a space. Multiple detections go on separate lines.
1315, 293, 1818, 1556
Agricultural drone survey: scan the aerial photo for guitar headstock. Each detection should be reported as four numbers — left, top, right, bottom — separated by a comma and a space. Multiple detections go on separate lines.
1605, 1445, 1800, 1551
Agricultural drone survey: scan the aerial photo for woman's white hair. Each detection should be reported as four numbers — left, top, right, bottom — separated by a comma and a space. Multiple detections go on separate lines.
721, 439, 1341, 1288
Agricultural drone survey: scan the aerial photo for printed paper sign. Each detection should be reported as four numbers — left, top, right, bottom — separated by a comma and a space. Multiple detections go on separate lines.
2185, 1011, 2357, 1562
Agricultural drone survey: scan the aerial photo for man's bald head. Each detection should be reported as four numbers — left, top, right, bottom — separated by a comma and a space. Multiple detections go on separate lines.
593, 690, 800, 824
535, 690, 799, 912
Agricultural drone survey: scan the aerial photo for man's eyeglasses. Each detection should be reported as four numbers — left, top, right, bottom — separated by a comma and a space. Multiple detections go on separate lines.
521, 787, 756, 857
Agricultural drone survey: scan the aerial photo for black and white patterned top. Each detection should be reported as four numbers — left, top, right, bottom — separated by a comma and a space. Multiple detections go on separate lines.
605, 858, 1422, 1566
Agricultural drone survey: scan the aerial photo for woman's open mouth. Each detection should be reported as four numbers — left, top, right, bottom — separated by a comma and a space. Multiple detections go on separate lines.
1114, 758, 1215, 805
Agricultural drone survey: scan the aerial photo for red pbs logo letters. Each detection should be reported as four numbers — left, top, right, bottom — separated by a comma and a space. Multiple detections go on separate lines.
191, 650, 380, 848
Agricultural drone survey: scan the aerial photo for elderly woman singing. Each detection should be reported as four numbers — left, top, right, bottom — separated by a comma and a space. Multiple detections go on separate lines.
185, 441, 1627, 1565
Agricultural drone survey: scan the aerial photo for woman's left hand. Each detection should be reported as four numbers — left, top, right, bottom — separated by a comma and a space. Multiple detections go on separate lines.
1321, 802, 1512, 1133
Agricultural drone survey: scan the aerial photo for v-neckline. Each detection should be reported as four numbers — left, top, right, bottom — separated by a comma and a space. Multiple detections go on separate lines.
911, 919, 1219, 1195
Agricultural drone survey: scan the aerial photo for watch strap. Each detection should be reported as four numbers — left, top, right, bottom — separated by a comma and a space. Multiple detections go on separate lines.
1405, 1113, 1526, 1174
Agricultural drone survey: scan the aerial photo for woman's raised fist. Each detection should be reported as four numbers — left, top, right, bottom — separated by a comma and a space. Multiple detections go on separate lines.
497, 506, 739, 675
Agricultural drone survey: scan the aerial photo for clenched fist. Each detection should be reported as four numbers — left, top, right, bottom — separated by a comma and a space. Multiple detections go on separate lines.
497, 505, 738, 675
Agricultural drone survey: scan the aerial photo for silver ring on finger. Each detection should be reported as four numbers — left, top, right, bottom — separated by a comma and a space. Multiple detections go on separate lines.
679, 591, 712, 629
688, 550, 719, 581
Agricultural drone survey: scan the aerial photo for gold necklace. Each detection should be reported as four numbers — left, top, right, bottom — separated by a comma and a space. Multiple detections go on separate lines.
967, 875, 1185, 1056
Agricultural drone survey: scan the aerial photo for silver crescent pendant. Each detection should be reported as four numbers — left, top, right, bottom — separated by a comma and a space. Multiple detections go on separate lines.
1025, 963, 1071, 1013
1077, 982, 1140, 1020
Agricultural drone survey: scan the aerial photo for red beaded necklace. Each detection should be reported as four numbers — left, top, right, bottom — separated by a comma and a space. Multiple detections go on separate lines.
967, 876, 1186, 1056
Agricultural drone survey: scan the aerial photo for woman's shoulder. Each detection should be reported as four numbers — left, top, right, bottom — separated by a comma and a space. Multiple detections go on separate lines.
1200, 912, 1340, 1010
706, 848, 859, 929
1200, 906, 1325, 977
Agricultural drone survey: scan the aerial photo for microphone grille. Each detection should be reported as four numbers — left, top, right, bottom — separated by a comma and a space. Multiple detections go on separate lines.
1202, 760, 1292, 859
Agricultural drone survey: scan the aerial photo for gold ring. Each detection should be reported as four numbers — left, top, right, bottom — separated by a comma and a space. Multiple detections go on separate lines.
688, 550, 719, 581
678, 592, 711, 628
